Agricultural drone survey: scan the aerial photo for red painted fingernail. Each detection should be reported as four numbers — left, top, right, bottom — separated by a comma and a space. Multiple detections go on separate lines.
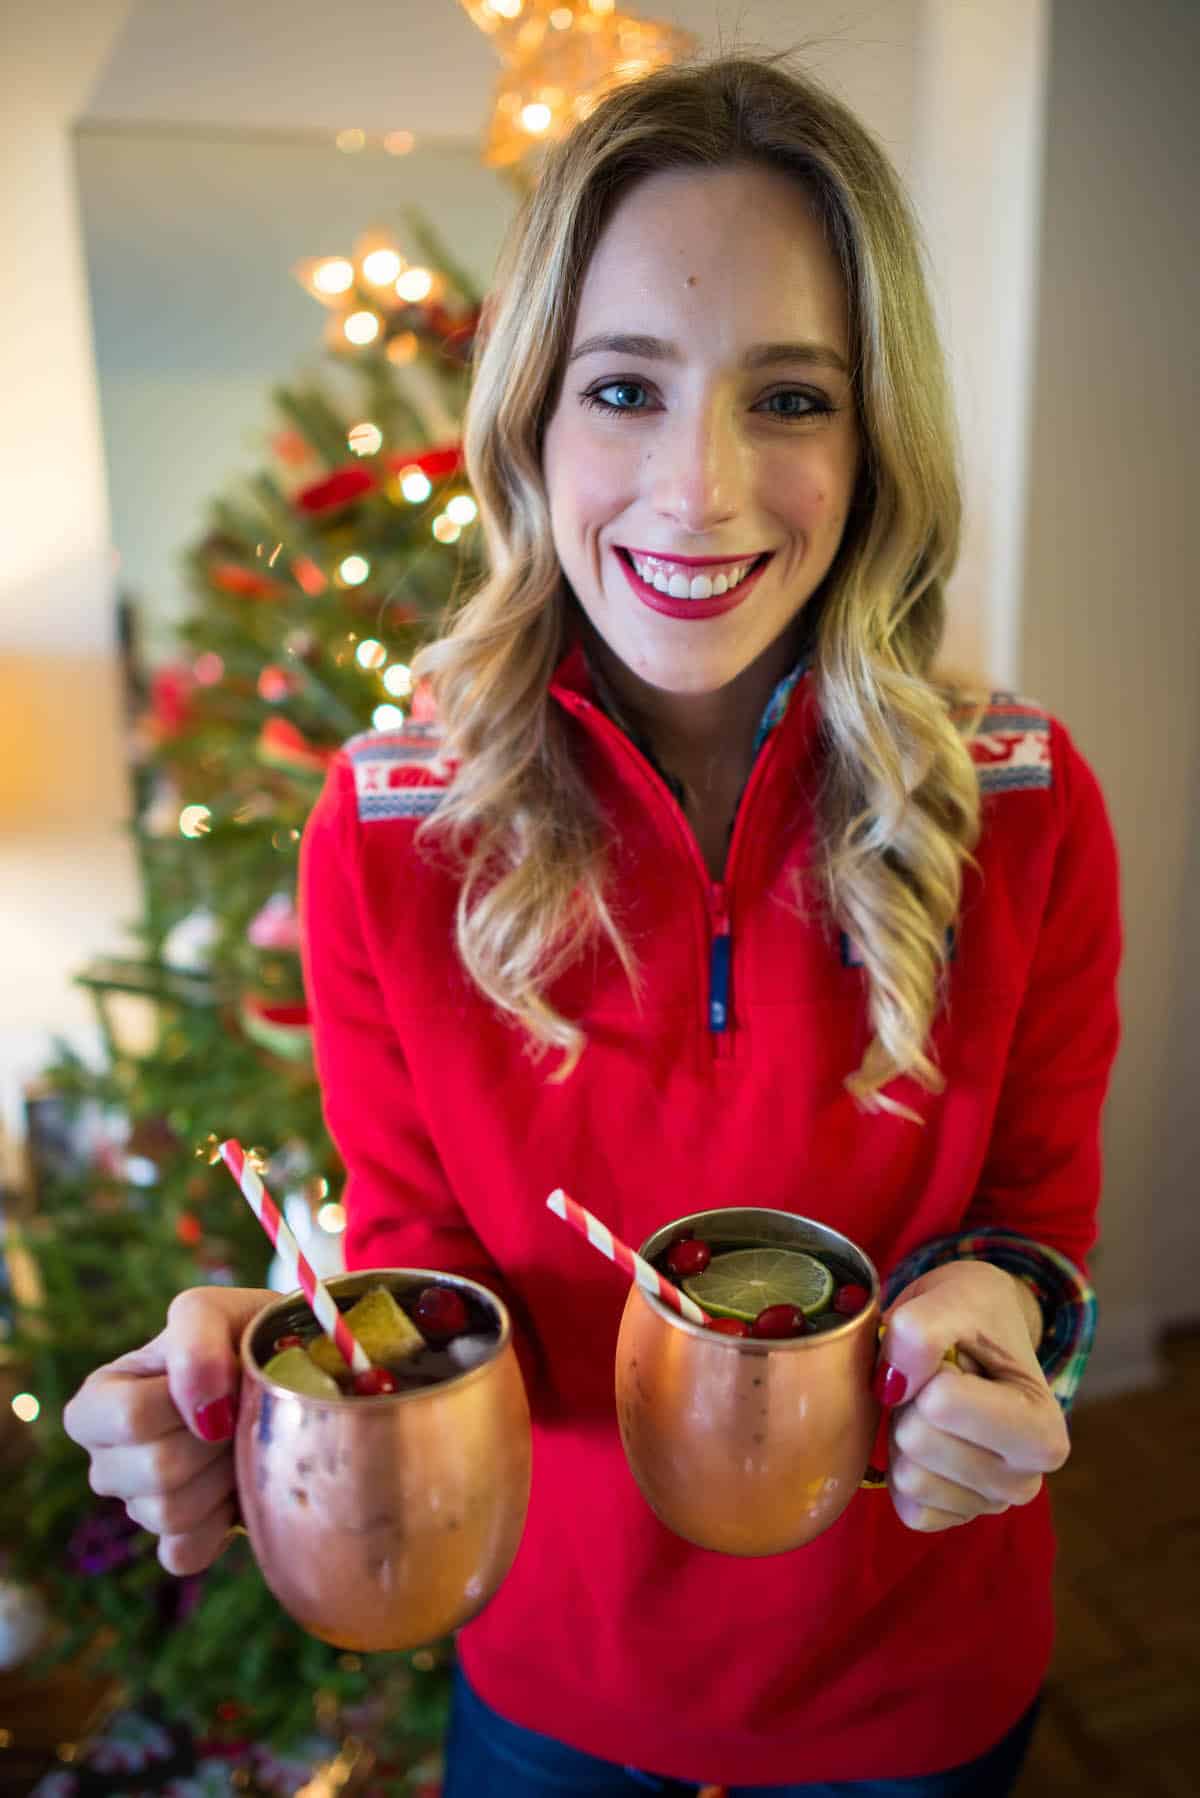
872, 1361, 908, 1408
195, 1395, 236, 1442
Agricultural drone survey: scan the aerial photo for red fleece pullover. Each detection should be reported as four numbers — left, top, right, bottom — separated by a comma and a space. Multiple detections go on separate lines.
298, 638, 1122, 1785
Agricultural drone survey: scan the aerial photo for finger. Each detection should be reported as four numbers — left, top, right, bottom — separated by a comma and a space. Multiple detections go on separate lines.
163, 1288, 271, 1442
889, 1485, 977, 1534
890, 1447, 1020, 1520
86, 1427, 228, 1501
915, 1366, 1070, 1473
125, 1451, 236, 1538
157, 1500, 239, 1578
64, 1359, 185, 1451
882, 1272, 1045, 1401
893, 1401, 1047, 1507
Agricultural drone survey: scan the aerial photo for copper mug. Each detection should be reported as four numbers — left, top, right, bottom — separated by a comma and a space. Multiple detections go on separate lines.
235, 1268, 532, 1650
615, 1208, 885, 1556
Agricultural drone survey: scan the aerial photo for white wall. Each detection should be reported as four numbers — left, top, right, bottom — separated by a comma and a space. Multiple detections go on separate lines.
910, 0, 1050, 686
0, 1, 140, 1152
1020, 0, 1200, 1387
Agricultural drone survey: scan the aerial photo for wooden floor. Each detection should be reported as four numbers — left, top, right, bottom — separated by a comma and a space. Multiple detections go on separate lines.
1014, 1328, 1200, 1796
1, 1332, 1198, 1794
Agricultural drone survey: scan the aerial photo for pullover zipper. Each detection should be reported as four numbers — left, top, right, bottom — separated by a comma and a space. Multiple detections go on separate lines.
708, 884, 733, 1059
555, 688, 794, 1060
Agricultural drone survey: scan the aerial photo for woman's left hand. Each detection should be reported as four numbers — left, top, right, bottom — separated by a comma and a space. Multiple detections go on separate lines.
875, 1260, 1071, 1534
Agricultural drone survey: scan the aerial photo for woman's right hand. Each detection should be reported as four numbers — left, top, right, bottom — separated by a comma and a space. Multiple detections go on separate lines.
61, 1287, 272, 1576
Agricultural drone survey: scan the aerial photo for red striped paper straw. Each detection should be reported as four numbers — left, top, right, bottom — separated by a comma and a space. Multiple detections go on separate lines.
218, 1139, 371, 1376
546, 1189, 710, 1327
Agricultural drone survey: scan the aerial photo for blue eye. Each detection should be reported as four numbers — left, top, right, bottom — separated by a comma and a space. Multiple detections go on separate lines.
578, 381, 835, 423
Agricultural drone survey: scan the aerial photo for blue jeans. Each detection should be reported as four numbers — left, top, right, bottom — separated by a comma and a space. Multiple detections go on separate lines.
442, 1662, 1042, 1797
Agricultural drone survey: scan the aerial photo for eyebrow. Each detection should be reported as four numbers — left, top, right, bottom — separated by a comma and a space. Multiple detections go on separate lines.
566, 332, 849, 376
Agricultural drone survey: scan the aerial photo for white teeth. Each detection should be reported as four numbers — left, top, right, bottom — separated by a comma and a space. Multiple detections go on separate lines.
628, 551, 759, 600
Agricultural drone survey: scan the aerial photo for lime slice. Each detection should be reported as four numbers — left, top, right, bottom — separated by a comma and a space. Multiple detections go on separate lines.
307, 1285, 424, 1377
262, 1346, 342, 1399
682, 1247, 835, 1323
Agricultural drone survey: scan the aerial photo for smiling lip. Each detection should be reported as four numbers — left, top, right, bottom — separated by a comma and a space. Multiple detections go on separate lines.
619, 546, 768, 568
615, 547, 773, 621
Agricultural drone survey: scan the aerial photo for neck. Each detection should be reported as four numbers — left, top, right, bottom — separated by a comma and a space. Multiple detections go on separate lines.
578, 612, 810, 812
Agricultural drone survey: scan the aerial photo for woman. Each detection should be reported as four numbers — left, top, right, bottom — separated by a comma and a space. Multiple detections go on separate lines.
64, 48, 1122, 1797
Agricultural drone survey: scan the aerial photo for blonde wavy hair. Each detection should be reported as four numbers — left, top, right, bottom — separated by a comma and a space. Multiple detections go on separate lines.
412, 45, 990, 1121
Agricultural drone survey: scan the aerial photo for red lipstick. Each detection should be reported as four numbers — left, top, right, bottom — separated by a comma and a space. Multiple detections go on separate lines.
615, 548, 772, 621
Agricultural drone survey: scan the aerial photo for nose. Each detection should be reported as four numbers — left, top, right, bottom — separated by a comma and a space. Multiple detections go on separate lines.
647, 399, 749, 538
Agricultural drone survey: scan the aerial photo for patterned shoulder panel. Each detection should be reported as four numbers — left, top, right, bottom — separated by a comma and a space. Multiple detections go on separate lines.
959, 691, 1054, 794
344, 722, 458, 822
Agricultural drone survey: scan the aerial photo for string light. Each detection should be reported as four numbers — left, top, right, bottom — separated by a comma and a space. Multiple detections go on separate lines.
317, 1202, 347, 1234
396, 467, 432, 504
313, 258, 354, 296
335, 129, 367, 154
382, 663, 412, 697
432, 515, 463, 544
179, 804, 212, 838
361, 250, 402, 286
339, 556, 370, 586
395, 267, 434, 303
372, 703, 405, 730
446, 494, 478, 525
343, 311, 381, 347
355, 638, 387, 670
12, 1393, 40, 1423
348, 421, 384, 457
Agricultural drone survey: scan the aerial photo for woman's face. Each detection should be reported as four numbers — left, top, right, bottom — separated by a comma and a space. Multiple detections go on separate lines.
541, 162, 862, 700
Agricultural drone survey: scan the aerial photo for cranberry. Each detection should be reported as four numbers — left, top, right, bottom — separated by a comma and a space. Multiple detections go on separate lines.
832, 1283, 870, 1317
274, 1333, 303, 1351
353, 1366, 399, 1396
707, 1316, 751, 1336
752, 1304, 810, 1339
667, 1237, 712, 1277
413, 1285, 469, 1341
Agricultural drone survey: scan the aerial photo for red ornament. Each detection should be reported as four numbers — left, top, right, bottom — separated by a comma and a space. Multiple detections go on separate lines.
256, 717, 336, 775
290, 556, 328, 596
175, 1212, 203, 1246
272, 429, 313, 467
215, 1700, 242, 1723
208, 562, 286, 600
149, 664, 196, 740
256, 664, 294, 703
383, 441, 463, 482
294, 466, 377, 514
413, 1285, 469, 1341
667, 1237, 711, 1277
832, 1283, 870, 1317
707, 1317, 751, 1337
751, 1304, 810, 1339
353, 1367, 399, 1396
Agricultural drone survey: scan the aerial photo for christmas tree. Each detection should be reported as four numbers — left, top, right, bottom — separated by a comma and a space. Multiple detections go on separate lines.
0, 206, 489, 1787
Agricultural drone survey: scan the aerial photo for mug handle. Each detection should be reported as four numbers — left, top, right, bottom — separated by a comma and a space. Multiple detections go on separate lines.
860, 1328, 964, 1490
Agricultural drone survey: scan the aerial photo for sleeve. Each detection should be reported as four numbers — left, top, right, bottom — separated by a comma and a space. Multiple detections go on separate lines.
964, 720, 1123, 1271
298, 753, 542, 1396
883, 1231, 1096, 1415
886, 722, 1122, 1414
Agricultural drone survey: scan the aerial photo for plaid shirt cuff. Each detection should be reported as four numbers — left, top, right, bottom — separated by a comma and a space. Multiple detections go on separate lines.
882, 1229, 1097, 1417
